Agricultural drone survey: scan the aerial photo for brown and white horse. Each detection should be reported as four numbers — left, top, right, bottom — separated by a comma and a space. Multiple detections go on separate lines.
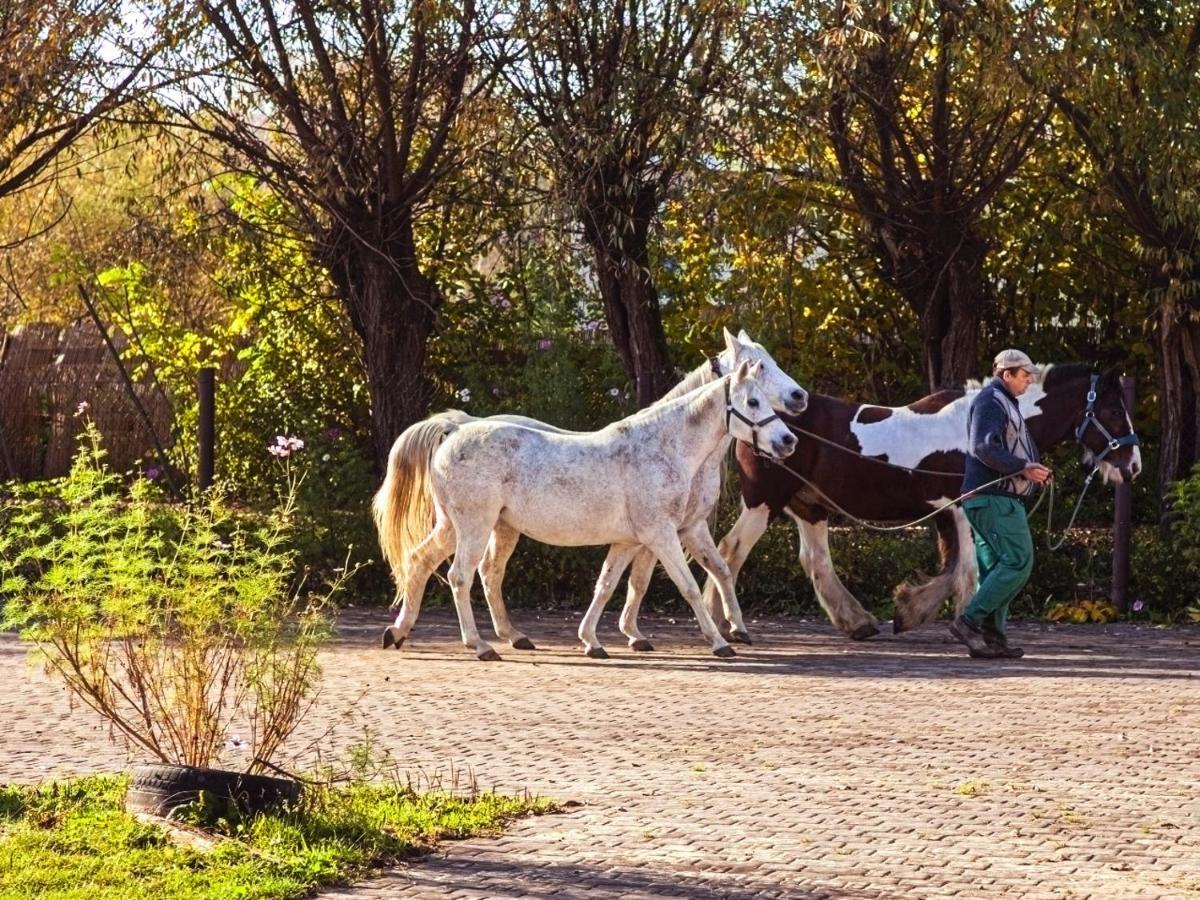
681, 364, 1142, 642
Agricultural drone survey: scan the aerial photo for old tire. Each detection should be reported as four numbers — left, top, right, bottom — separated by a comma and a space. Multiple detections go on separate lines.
125, 763, 301, 818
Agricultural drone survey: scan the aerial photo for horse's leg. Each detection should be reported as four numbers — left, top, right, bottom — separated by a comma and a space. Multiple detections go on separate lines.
785, 508, 879, 640
647, 530, 735, 658
617, 548, 657, 651
701, 501, 770, 642
383, 519, 454, 650
579, 543, 642, 658
893, 508, 977, 632
951, 506, 981, 616
446, 523, 501, 661
681, 521, 749, 644
479, 524, 535, 650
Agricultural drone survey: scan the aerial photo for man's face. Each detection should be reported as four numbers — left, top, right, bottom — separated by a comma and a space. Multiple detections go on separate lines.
1002, 367, 1035, 396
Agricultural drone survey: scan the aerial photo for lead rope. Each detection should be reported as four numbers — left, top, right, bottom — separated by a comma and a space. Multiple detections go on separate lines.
760, 457, 1015, 532
1042, 469, 1102, 551
762, 433, 1097, 544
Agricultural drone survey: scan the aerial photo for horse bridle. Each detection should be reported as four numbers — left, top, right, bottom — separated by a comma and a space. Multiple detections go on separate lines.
724, 376, 781, 455
1075, 374, 1140, 467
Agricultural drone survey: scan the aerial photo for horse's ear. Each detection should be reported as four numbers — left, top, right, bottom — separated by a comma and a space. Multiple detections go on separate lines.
737, 328, 753, 344
734, 359, 752, 380
724, 327, 741, 354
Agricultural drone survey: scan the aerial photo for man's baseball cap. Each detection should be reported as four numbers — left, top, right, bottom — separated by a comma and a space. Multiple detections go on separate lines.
993, 349, 1041, 376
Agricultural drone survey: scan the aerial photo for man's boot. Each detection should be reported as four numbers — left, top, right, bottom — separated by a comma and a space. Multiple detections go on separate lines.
949, 615, 998, 658
979, 625, 1024, 659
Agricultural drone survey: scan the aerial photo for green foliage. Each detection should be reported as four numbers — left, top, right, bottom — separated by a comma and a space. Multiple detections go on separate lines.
96, 176, 369, 497
0, 424, 350, 770
1168, 463, 1200, 620
416, 499, 1194, 625
427, 247, 633, 431
1169, 463, 1200, 573
0, 774, 552, 900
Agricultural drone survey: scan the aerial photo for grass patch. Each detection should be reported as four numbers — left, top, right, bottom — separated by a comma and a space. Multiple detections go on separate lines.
0, 774, 553, 899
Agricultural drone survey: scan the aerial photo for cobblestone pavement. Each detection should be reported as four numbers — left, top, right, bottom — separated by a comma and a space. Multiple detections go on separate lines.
3, 609, 1199, 899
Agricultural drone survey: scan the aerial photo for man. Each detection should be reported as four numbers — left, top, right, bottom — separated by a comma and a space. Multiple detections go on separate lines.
949, 349, 1053, 659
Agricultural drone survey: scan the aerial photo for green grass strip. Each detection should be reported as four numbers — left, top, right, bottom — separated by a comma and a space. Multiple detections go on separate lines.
0, 775, 554, 899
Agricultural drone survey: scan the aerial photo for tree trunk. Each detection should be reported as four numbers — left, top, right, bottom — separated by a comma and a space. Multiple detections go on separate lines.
324, 217, 439, 467
893, 230, 988, 390
1156, 296, 1200, 501
583, 196, 674, 407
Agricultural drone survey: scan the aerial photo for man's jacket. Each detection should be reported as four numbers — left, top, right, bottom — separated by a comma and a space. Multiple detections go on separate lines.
961, 379, 1040, 498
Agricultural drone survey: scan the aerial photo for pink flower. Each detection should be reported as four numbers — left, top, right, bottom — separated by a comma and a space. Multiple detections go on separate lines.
268, 435, 305, 458
1132, 599, 1144, 612
537, 338, 553, 351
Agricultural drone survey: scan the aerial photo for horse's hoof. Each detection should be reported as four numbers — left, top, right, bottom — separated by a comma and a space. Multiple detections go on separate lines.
511, 637, 536, 650
713, 645, 737, 658
585, 647, 610, 660
850, 623, 880, 641
892, 615, 910, 635
730, 629, 753, 645
629, 639, 655, 652
381, 627, 405, 650
478, 648, 502, 661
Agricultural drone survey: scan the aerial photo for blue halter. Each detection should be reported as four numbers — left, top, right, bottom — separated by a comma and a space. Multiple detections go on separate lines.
1074, 374, 1140, 466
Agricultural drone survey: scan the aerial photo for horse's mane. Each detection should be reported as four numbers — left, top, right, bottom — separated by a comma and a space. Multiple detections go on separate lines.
1041, 362, 1118, 392
659, 359, 713, 402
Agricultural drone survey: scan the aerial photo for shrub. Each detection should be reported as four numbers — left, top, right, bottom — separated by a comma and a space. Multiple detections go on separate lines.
0, 424, 356, 772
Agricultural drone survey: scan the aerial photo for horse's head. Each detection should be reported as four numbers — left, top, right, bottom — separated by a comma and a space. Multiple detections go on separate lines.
726, 360, 798, 460
1029, 365, 1142, 484
719, 327, 808, 415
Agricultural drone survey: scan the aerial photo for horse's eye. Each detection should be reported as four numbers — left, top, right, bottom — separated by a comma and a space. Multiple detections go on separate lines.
748, 398, 760, 409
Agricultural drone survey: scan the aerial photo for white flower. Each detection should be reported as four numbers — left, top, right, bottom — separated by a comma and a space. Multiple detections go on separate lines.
457, 388, 472, 403
608, 387, 620, 398
74, 401, 90, 417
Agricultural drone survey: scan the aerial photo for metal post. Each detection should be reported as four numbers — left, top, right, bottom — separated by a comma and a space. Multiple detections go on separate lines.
1111, 375, 1135, 612
198, 368, 215, 491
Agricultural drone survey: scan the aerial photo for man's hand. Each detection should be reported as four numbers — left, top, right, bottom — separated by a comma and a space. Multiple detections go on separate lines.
1023, 462, 1053, 484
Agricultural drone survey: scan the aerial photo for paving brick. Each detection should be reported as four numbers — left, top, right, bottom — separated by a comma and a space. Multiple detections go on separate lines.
2, 612, 1199, 898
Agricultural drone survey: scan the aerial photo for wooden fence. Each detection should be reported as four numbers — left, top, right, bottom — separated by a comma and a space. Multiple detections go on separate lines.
0, 321, 173, 481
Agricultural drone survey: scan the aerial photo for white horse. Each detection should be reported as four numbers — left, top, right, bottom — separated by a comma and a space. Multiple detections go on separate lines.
373, 361, 798, 660
378, 328, 807, 657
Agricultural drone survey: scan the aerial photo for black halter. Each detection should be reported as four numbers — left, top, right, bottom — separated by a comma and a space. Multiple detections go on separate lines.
724, 376, 780, 455
1075, 374, 1140, 466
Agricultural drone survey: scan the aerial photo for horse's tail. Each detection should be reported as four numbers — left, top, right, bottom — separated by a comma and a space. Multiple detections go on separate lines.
373, 413, 467, 598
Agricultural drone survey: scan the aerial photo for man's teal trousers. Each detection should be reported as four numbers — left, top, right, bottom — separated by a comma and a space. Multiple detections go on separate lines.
961, 493, 1034, 636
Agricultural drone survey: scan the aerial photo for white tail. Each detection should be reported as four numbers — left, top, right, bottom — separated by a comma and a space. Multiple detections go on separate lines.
372, 414, 464, 601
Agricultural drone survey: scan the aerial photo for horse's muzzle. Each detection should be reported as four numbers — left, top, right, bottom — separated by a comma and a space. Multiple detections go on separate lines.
786, 388, 809, 415
771, 432, 798, 459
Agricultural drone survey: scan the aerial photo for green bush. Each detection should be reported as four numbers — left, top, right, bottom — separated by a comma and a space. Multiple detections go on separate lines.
0, 425, 353, 771
399, 507, 1194, 626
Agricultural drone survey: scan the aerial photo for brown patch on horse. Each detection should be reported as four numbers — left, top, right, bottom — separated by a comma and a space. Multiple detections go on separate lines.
856, 406, 893, 424
912, 449, 966, 475
907, 390, 964, 414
